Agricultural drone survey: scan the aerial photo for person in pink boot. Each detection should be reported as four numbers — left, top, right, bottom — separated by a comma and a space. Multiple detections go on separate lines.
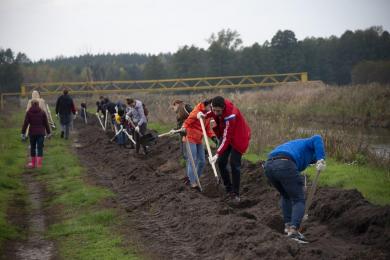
21, 99, 51, 168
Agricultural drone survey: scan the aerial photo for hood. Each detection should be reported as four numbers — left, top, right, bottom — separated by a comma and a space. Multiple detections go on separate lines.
28, 103, 42, 113
31, 90, 40, 99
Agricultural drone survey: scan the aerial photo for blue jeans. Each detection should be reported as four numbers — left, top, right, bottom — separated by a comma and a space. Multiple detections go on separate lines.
185, 142, 206, 185
30, 135, 45, 157
264, 159, 305, 228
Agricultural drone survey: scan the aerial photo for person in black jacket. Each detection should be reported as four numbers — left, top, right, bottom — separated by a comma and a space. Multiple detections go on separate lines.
55, 89, 76, 139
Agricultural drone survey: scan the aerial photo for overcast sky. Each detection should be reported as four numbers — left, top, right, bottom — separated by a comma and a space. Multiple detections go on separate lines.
0, 0, 389, 61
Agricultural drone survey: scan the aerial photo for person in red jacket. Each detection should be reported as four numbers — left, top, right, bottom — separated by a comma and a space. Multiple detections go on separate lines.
200, 96, 251, 202
21, 100, 51, 168
181, 100, 218, 189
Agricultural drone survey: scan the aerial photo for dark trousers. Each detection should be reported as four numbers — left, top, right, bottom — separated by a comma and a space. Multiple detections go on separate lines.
134, 123, 147, 153
218, 146, 242, 195
264, 159, 305, 228
30, 135, 45, 157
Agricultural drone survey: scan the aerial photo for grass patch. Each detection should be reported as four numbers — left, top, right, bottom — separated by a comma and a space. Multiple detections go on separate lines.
0, 112, 27, 249
305, 159, 390, 206
148, 122, 172, 134
34, 116, 139, 259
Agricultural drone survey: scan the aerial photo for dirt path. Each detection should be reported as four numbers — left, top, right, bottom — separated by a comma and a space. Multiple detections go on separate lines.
73, 118, 390, 259
3, 173, 56, 260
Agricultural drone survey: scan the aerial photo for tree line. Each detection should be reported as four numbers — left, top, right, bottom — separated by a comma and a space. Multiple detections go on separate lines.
1, 26, 390, 93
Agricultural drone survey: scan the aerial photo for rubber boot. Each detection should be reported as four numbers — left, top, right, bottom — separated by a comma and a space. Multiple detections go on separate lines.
36, 157, 43, 168
26, 156, 36, 168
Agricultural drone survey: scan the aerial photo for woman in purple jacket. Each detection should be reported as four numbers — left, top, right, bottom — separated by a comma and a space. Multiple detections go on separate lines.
22, 100, 51, 168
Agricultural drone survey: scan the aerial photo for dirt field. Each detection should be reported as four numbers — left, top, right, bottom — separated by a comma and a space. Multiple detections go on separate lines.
73, 117, 390, 260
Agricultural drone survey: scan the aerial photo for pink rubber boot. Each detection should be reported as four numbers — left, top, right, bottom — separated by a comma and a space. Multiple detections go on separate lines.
36, 157, 43, 168
26, 157, 36, 168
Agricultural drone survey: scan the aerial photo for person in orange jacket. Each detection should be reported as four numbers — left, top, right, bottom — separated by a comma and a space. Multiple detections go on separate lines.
181, 99, 218, 189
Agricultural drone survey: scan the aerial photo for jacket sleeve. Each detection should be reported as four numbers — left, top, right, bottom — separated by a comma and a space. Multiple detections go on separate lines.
312, 135, 326, 161
21, 113, 29, 134
71, 99, 76, 114
55, 97, 60, 114
42, 113, 51, 135
137, 103, 147, 126
216, 115, 236, 156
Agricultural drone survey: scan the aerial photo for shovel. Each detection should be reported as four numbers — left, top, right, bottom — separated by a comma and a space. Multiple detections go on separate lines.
184, 137, 203, 192
104, 110, 108, 131
82, 107, 88, 124
157, 129, 182, 138
96, 113, 105, 130
199, 117, 220, 184
299, 169, 321, 232
110, 126, 136, 145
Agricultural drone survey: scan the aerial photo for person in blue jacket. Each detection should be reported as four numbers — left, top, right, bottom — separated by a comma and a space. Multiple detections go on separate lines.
264, 135, 326, 243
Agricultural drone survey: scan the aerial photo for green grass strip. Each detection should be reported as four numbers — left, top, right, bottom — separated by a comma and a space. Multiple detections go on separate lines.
0, 112, 27, 249
30, 115, 139, 259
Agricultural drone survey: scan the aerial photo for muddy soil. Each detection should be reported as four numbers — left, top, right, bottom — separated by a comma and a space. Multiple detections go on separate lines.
2, 173, 56, 260
74, 118, 390, 259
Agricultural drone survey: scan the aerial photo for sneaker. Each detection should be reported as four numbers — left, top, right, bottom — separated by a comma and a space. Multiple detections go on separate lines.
287, 227, 309, 244
233, 194, 240, 203
284, 223, 290, 234
229, 192, 240, 203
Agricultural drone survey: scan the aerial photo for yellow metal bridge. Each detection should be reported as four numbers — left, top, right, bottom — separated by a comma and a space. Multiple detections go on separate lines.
1, 72, 308, 109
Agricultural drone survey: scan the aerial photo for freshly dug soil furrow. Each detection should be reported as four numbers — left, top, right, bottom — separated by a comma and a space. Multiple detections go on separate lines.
73, 118, 390, 259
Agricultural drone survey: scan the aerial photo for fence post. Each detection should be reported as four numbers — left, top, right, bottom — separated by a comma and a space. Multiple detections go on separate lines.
21, 85, 27, 97
301, 72, 308, 82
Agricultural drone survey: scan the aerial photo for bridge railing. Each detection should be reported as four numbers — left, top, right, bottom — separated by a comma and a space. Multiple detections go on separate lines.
21, 72, 308, 97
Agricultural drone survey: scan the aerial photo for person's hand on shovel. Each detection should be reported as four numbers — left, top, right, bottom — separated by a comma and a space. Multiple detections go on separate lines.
168, 129, 177, 135
179, 127, 186, 136
135, 125, 140, 133
197, 111, 205, 119
209, 154, 218, 164
315, 159, 326, 171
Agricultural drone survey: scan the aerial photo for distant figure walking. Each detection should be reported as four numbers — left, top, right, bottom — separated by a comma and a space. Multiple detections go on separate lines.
55, 89, 76, 139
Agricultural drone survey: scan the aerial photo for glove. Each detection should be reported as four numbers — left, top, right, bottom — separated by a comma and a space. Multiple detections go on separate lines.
180, 127, 186, 136
211, 136, 220, 147
209, 154, 219, 164
46, 133, 52, 139
135, 126, 140, 133
125, 114, 130, 121
55, 114, 58, 118
197, 111, 205, 119
21, 134, 26, 141
316, 159, 326, 172
168, 129, 176, 135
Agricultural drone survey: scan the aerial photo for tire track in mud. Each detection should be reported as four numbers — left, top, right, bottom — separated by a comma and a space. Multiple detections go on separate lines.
73, 118, 390, 259
3, 173, 56, 260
